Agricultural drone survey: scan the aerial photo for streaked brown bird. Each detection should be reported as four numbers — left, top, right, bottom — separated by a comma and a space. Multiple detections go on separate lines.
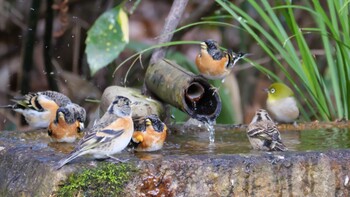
246, 109, 287, 151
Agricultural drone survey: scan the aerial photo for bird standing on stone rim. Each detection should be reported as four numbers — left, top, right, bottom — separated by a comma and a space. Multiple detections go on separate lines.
56, 96, 134, 169
246, 109, 287, 151
265, 82, 299, 124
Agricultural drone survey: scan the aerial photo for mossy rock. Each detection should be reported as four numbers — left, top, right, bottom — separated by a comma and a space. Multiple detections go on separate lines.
55, 163, 137, 197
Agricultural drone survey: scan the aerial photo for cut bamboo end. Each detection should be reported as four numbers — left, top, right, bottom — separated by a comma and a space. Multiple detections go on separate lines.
145, 59, 221, 123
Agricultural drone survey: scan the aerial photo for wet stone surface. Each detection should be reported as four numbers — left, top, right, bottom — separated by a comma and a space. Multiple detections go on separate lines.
0, 125, 350, 196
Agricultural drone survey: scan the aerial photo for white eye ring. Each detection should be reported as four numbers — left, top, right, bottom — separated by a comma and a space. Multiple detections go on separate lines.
270, 88, 275, 94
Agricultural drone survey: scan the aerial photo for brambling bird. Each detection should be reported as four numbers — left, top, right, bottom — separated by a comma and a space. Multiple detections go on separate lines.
246, 109, 287, 151
56, 96, 133, 169
195, 39, 246, 81
1, 91, 71, 129
129, 114, 167, 152
48, 103, 86, 143
265, 82, 299, 123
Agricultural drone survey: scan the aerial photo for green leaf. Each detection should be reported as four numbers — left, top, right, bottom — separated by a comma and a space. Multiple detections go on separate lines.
85, 6, 129, 75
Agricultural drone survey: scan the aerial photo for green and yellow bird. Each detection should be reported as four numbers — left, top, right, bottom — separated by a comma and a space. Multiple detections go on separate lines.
265, 82, 299, 123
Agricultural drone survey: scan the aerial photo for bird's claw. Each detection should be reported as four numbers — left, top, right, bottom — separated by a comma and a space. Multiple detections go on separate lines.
108, 155, 129, 164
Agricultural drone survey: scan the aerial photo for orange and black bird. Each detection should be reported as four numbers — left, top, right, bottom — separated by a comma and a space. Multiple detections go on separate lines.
48, 103, 86, 143
129, 114, 167, 152
56, 96, 134, 169
195, 39, 246, 81
1, 91, 71, 129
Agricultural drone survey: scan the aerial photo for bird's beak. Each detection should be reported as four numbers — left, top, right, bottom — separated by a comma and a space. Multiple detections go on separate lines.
145, 119, 151, 126
263, 88, 269, 93
200, 42, 207, 50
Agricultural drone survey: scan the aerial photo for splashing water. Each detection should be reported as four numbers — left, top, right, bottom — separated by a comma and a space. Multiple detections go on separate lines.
204, 121, 215, 144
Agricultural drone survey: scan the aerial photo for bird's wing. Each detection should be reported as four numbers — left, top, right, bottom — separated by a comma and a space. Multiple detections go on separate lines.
77, 116, 130, 150
12, 93, 41, 110
247, 122, 278, 141
40, 91, 71, 106
76, 128, 124, 152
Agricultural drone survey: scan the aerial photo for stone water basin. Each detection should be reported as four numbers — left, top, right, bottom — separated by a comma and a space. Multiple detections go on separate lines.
0, 122, 350, 196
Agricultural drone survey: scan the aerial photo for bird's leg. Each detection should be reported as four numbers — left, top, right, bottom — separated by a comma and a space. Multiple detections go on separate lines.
210, 79, 225, 95
210, 86, 220, 95
107, 155, 129, 163
292, 121, 298, 128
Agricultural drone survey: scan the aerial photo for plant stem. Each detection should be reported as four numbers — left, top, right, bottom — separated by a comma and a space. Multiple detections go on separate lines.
150, 0, 189, 64
21, 0, 41, 94
44, 0, 59, 91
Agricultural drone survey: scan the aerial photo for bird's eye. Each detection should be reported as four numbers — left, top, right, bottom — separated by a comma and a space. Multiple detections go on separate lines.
270, 88, 276, 94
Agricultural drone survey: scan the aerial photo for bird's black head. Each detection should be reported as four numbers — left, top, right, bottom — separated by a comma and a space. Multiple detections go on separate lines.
204, 39, 218, 50
146, 114, 165, 132
55, 107, 76, 124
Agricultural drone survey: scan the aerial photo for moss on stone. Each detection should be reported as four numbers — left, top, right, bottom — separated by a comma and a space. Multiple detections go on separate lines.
55, 163, 137, 197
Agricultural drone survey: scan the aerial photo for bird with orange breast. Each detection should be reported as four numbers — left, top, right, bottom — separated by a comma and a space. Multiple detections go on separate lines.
1, 91, 71, 129
48, 103, 86, 143
129, 114, 167, 152
56, 96, 133, 169
195, 39, 247, 81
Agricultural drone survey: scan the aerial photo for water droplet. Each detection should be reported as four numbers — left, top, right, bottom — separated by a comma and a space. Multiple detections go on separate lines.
67, 43, 70, 47
57, 56, 61, 59
28, 28, 32, 31
345, 175, 349, 186
72, 34, 75, 38
72, 16, 78, 19
30, 8, 35, 11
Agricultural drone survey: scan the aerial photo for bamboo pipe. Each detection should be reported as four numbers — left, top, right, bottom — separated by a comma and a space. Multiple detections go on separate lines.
145, 59, 221, 123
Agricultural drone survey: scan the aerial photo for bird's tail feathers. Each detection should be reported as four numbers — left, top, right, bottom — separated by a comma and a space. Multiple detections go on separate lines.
0, 105, 14, 109
55, 150, 84, 170
273, 142, 288, 152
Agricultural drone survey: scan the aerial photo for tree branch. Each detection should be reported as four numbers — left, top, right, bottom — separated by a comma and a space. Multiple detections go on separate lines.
150, 0, 189, 65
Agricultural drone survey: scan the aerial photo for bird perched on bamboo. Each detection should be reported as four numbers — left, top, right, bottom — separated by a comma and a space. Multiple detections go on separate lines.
265, 82, 299, 123
129, 114, 167, 152
195, 39, 246, 81
48, 103, 86, 143
246, 109, 287, 151
0, 91, 72, 129
56, 96, 133, 169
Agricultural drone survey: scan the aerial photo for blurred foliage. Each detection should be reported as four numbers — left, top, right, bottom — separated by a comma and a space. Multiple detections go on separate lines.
215, 0, 350, 121
2, 0, 348, 129
86, 5, 129, 76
